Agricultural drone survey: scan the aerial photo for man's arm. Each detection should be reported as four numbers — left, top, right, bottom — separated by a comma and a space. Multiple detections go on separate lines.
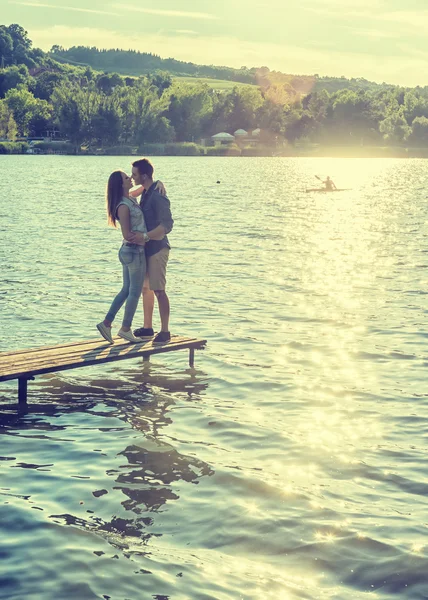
128, 192, 173, 244
128, 226, 165, 243
117, 205, 145, 244
148, 224, 168, 240
152, 193, 173, 235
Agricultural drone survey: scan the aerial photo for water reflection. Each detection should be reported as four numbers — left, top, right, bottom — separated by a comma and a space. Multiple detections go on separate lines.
117, 442, 214, 513
0, 362, 213, 555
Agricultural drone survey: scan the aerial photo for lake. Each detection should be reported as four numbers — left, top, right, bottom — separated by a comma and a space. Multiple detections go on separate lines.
0, 155, 427, 599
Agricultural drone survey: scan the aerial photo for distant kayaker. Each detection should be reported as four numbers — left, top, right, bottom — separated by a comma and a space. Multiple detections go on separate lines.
323, 176, 337, 191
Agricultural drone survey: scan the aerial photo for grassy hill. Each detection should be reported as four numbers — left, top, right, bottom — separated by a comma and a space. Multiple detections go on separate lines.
173, 76, 254, 90
49, 46, 397, 97
48, 45, 255, 84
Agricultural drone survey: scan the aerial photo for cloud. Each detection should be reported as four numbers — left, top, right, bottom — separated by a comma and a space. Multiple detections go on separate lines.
307, 0, 384, 7
9, 0, 219, 22
111, 3, 219, 20
30, 24, 428, 87
174, 30, 198, 36
345, 27, 399, 40
10, 1, 119, 16
303, 0, 384, 18
304, 2, 428, 36
381, 9, 428, 30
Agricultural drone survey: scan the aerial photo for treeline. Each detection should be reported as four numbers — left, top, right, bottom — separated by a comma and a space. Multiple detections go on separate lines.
48, 45, 404, 97
2, 24, 428, 150
50, 45, 255, 83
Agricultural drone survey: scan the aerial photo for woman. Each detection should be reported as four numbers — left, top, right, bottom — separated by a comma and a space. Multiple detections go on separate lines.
96, 170, 148, 344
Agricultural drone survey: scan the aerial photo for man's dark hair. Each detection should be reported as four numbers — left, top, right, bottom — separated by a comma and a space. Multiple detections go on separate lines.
132, 158, 154, 178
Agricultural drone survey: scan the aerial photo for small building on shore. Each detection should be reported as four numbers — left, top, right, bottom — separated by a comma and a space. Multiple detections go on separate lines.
205, 128, 271, 147
211, 132, 236, 146
234, 129, 248, 139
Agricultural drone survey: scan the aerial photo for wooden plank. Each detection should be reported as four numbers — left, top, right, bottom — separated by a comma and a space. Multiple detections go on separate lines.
0, 336, 205, 374
0, 335, 198, 363
0, 334, 203, 359
0, 342, 206, 382
0, 337, 104, 358
2, 341, 205, 375
0, 337, 206, 382
0, 336, 202, 371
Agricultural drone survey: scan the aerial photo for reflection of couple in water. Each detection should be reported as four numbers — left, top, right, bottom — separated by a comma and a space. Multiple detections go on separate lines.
97, 158, 174, 346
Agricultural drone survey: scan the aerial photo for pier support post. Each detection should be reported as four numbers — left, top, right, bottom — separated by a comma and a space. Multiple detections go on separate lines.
18, 377, 34, 405
189, 348, 195, 367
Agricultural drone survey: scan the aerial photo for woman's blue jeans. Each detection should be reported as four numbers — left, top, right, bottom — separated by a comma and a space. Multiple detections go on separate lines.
105, 245, 146, 328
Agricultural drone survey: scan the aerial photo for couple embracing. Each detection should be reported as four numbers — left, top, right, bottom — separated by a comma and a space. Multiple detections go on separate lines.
97, 158, 173, 345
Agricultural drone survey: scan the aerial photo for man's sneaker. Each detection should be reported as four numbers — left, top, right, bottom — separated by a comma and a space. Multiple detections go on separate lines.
118, 329, 142, 344
97, 322, 114, 344
133, 327, 154, 339
152, 331, 171, 345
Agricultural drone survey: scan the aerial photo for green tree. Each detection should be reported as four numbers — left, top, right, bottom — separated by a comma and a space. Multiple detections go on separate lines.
379, 112, 411, 144
227, 86, 264, 132
300, 90, 330, 141
0, 65, 30, 98
208, 91, 233, 135
7, 111, 18, 140
408, 116, 428, 147
0, 27, 13, 65
402, 91, 428, 123
5, 87, 52, 136
57, 98, 82, 146
284, 109, 315, 142
325, 89, 379, 144
256, 99, 287, 135
166, 83, 213, 141
131, 84, 174, 143
0, 99, 18, 139
96, 72, 124, 95
51, 83, 93, 145
108, 80, 172, 144
6, 24, 36, 68
32, 71, 64, 100
149, 71, 172, 97
7, 24, 32, 52
90, 100, 122, 145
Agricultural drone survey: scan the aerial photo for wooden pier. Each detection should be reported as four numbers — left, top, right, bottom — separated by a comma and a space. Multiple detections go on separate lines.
0, 335, 207, 405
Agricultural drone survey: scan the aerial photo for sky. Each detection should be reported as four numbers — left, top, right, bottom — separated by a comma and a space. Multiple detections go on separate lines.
1, 0, 427, 86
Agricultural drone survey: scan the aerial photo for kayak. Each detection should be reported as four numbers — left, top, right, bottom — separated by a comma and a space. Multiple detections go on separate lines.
305, 188, 351, 193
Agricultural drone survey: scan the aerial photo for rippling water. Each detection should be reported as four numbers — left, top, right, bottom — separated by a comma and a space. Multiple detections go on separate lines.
0, 156, 427, 599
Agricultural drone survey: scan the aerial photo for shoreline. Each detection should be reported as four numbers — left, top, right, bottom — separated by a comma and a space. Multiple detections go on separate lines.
2, 141, 428, 159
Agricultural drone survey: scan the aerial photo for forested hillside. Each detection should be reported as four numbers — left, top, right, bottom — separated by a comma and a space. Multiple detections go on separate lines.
2, 23, 428, 153
49, 44, 398, 96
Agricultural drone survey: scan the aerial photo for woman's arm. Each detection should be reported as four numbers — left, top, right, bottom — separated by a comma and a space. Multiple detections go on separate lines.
129, 180, 167, 199
129, 185, 144, 199
155, 180, 167, 196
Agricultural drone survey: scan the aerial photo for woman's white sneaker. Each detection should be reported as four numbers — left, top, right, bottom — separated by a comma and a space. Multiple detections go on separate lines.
97, 322, 114, 344
118, 329, 142, 343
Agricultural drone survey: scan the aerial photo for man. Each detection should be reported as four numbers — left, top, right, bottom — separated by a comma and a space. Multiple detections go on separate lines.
323, 176, 337, 192
128, 158, 173, 345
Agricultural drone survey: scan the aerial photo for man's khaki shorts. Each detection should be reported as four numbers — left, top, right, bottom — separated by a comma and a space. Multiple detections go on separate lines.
146, 247, 169, 291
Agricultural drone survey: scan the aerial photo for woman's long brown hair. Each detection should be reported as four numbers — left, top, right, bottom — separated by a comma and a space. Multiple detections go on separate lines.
106, 170, 124, 227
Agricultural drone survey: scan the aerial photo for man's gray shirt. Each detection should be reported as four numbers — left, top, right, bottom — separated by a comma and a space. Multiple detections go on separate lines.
139, 182, 174, 257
